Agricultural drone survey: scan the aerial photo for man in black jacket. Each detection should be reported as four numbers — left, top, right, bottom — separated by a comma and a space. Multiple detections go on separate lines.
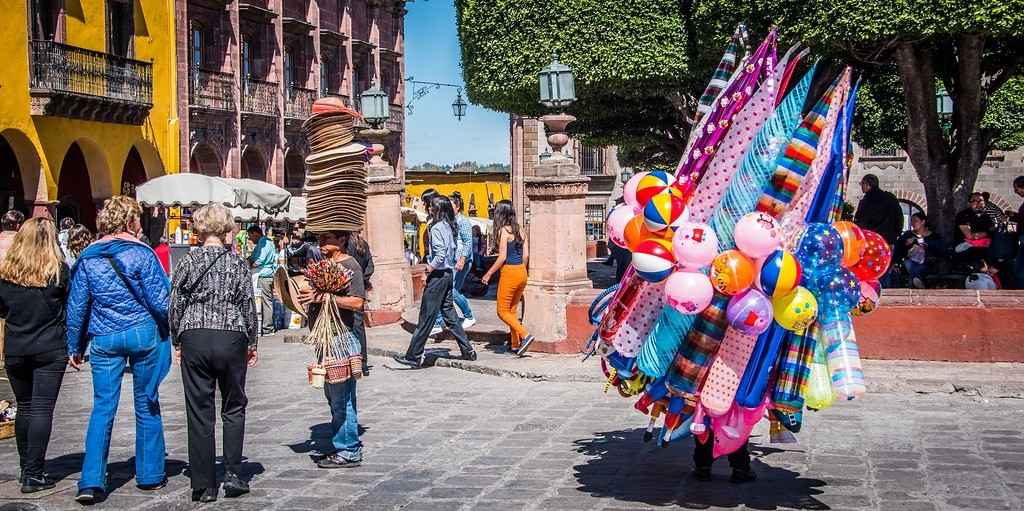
854, 174, 904, 247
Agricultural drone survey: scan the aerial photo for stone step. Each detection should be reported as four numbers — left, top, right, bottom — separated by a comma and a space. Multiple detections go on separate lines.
400, 304, 510, 345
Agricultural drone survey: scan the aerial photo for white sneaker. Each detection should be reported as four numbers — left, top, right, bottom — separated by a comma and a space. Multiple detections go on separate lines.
429, 325, 444, 337
462, 317, 477, 330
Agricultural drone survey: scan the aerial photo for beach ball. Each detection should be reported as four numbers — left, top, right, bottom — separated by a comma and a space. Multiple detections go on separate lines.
795, 223, 843, 276
635, 170, 677, 206
643, 193, 686, 233
734, 212, 782, 259
623, 171, 649, 213
852, 279, 881, 317
672, 222, 719, 271
756, 250, 802, 299
725, 289, 774, 335
772, 286, 818, 332
812, 267, 861, 322
833, 221, 866, 268
606, 205, 637, 249
851, 230, 892, 282
623, 216, 653, 251
711, 250, 755, 295
664, 271, 714, 315
632, 239, 676, 282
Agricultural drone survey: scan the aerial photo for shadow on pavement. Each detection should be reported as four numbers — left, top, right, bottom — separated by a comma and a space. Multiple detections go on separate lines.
287, 423, 369, 458
571, 428, 829, 510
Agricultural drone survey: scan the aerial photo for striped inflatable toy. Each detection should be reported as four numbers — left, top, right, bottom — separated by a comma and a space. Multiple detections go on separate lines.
643, 193, 686, 233
634, 170, 678, 206
631, 239, 676, 282
757, 249, 802, 299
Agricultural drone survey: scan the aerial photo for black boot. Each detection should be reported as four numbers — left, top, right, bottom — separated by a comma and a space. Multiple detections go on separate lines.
192, 488, 218, 503
223, 472, 250, 498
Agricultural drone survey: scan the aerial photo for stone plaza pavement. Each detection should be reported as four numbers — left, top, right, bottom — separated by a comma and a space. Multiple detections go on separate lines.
2, 331, 1024, 511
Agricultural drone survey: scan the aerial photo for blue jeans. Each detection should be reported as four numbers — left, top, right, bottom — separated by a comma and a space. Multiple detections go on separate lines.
435, 263, 474, 327
904, 259, 926, 280
80, 322, 169, 491
324, 378, 362, 460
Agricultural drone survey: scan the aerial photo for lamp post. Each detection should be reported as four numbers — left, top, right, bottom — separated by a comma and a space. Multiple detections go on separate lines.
359, 82, 391, 167
452, 90, 467, 121
538, 53, 576, 159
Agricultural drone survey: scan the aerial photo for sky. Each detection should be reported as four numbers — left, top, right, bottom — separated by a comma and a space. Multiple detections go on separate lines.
403, 2, 510, 166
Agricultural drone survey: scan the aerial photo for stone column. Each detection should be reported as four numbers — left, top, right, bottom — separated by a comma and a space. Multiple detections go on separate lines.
522, 157, 591, 348
363, 160, 412, 327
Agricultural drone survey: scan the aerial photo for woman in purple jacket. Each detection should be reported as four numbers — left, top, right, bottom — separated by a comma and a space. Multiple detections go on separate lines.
65, 196, 171, 504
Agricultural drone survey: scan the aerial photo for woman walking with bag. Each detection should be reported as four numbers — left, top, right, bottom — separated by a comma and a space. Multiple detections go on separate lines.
0, 218, 70, 493
170, 204, 258, 502
66, 196, 171, 504
482, 200, 534, 356
393, 196, 477, 368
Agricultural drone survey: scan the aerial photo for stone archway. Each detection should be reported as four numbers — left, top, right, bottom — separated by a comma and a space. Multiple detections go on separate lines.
57, 143, 96, 230
283, 147, 305, 190
241, 146, 266, 181
189, 143, 221, 177
0, 129, 45, 217
121, 147, 147, 197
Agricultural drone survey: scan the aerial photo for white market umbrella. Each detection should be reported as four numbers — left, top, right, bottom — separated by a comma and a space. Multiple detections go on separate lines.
136, 174, 292, 213
233, 197, 307, 223
219, 178, 292, 213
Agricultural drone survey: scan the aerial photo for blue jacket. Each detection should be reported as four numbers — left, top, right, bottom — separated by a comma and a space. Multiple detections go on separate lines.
66, 239, 170, 356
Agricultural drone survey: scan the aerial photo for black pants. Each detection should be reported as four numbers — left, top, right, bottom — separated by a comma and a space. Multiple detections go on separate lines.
405, 269, 473, 360
4, 349, 67, 478
693, 430, 751, 470
180, 329, 249, 489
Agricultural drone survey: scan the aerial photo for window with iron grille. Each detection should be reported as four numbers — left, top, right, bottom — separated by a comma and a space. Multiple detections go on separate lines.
580, 145, 604, 176
585, 204, 606, 240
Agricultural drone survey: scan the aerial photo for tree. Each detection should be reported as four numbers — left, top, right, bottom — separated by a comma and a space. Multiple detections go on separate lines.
776, 0, 1024, 239
455, 0, 773, 167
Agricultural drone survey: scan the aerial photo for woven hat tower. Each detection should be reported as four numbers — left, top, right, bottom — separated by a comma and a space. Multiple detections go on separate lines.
301, 96, 368, 232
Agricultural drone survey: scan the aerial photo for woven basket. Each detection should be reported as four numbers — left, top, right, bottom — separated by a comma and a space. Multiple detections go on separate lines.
0, 420, 14, 440
323, 358, 352, 384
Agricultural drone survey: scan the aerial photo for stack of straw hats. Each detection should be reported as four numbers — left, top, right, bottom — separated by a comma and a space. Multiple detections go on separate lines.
301, 97, 368, 232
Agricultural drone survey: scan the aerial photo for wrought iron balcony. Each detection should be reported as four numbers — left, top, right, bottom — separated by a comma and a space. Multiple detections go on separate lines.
240, 78, 279, 117
189, 68, 235, 111
29, 40, 153, 125
285, 85, 316, 120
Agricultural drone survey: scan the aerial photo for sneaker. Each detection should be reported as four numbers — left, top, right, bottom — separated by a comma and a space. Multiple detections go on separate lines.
462, 350, 478, 361
462, 317, 477, 330
76, 488, 102, 504
192, 488, 218, 503
137, 477, 167, 491
21, 475, 56, 494
692, 467, 712, 482
912, 276, 925, 289
515, 335, 537, 357
391, 354, 422, 369
429, 325, 444, 337
223, 472, 249, 498
316, 453, 361, 469
730, 467, 757, 483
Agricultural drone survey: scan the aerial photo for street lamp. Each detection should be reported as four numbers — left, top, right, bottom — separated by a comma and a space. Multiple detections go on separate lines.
537, 52, 576, 160
359, 82, 391, 168
619, 169, 633, 184
452, 90, 467, 121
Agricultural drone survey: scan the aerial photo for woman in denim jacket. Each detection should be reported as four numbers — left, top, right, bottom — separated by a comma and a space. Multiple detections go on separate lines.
65, 196, 171, 504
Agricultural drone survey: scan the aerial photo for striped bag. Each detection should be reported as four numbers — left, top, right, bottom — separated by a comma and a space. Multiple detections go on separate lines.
663, 293, 730, 395
771, 328, 817, 425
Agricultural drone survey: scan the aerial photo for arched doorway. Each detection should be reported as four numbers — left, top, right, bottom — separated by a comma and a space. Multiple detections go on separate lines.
57, 143, 97, 230
121, 147, 147, 197
0, 136, 27, 214
189, 143, 221, 177
898, 199, 925, 231
284, 149, 305, 189
241, 147, 266, 181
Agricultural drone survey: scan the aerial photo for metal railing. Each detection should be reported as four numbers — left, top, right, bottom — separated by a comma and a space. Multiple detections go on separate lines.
285, 85, 316, 119
580, 146, 605, 175
30, 39, 153, 105
240, 78, 279, 116
190, 68, 235, 111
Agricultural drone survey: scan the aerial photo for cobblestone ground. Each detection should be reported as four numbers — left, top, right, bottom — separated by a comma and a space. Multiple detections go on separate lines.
1, 336, 1023, 511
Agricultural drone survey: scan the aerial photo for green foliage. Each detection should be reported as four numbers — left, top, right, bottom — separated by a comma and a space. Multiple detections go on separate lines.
851, 68, 905, 151
984, 76, 1024, 150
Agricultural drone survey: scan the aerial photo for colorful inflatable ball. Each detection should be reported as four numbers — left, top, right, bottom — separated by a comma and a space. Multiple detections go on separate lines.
622, 171, 649, 213
623, 216, 655, 251
772, 286, 818, 332
710, 250, 755, 295
634, 170, 677, 206
725, 288, 774, 335
632, 239, 676, 282
851, 279, 881, 317
833, 221, 866, 268
672, 222, 719, 271
795, 223, 844, 276
756, 250, 802, 299
734, 212, 782, 259
664, 271, 714, 315
643, 193, 686, 233
850, 230, 892, 282
606, 204, 637, 249
812, 267, 861, 322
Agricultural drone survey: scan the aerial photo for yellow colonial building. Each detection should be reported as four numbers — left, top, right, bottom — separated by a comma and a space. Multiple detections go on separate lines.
0, 0, 177, 229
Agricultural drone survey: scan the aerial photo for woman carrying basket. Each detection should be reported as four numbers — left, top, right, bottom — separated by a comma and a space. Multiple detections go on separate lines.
170, 204, 259, 503
298, 230, 366, 469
